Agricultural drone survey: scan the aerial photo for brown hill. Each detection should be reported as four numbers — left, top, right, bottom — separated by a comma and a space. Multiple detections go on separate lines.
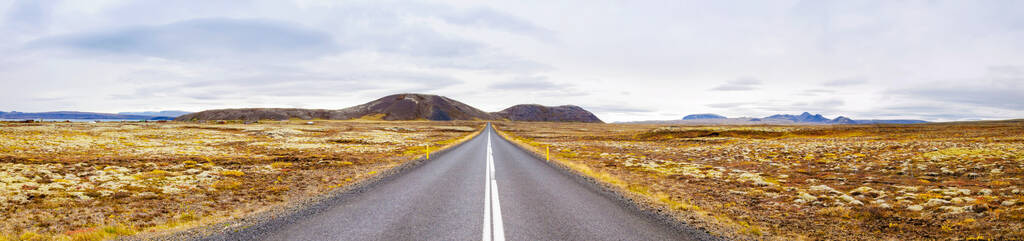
332, 93, 497, 121
493, 104, 603, 123
175, 108, 334, 121
175, 94, 499, 121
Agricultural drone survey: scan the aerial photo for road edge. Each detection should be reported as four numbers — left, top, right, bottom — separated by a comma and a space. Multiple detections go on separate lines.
137, 126, 485, 241
492, 125, 728, 241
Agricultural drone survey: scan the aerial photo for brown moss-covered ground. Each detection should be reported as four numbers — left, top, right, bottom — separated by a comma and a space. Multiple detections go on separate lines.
0, 120, 480, 240
495, 120, 1024, 240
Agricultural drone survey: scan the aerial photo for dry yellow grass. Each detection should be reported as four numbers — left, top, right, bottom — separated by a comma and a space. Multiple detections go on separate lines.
0, 120, 482, 240
496, 120, 1024, 240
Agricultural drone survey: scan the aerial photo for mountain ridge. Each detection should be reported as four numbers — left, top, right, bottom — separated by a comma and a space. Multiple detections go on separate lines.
765, 112, 832, 123
623, 112, 928, 125
176, 94, 501, 121
177, 94, 606, 122
0, 111, 173, 120
492, 104, 603, 123
118, 111, 191, 117
683, 113, 727, 120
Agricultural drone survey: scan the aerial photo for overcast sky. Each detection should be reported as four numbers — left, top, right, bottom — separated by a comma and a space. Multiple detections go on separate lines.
1, 0, 1022, 122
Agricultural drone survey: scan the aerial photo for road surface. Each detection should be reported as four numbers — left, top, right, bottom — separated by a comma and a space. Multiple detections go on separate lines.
206, 124, 714, 241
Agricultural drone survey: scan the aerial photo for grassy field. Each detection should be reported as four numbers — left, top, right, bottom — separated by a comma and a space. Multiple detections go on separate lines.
0, 120, 480, 240
495, 120, 1024, 240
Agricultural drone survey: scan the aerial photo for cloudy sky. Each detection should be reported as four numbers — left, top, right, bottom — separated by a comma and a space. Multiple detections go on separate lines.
1, 0, 1022, 122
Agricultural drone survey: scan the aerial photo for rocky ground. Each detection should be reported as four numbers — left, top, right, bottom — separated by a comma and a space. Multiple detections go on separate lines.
495, 120, 1024, 240
0, 120, 480, 241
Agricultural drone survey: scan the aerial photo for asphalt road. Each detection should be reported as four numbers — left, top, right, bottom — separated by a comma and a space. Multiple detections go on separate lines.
207, 124, 714, 241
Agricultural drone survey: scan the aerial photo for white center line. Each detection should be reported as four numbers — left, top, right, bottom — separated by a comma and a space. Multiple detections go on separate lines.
483, 131, 491, 240
482, 127, 505, 241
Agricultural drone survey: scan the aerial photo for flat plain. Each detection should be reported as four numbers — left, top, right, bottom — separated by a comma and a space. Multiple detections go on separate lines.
4, 119, 1023, 240
0, 120, 480, 240
496, 120, 1024, 240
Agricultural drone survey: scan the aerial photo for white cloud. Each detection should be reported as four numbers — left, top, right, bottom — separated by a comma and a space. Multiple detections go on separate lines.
488, 76, 559, 90
711, 78, 762, 91
1, 0, 1023, 122
29, 18, 339, 61
823, 77, 867, 87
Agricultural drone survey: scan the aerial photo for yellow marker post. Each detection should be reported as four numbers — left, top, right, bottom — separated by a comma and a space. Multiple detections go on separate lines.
426, 146, 430, 159
546, 145, 550, 161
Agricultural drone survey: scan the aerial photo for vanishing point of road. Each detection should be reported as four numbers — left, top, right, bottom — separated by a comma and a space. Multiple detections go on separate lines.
204, 124, 715, 241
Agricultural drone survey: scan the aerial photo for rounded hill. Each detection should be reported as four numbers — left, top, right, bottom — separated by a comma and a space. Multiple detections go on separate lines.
493, 104, 603, 123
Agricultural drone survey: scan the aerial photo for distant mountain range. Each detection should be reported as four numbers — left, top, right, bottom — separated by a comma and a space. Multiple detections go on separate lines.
625, 112, 927, 125
3, 101, 932, 125
1, 94, 602, 123
759, 112, 926, 124
118, 111, 191, 117
0, 111, 182, 120
177, 93, 604, 123
682, 113, 727, 120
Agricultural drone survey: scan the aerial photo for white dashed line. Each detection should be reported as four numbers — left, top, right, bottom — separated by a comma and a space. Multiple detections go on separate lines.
482, 126, 505, 241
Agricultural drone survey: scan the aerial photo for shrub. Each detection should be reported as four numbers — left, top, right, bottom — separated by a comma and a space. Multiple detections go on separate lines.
738, 221, 763, 236
102, 225, 135, 236
628, 185, 651, 195
179, 211, 198, 222
817, 207, 852, 218
917, 192, 943, 200
67, 225, 135, 241
134, 170, 170, 180
270, 162, 293, 169
17, 232, 46, 241
219, 170, 245, 177
213, 179, 243, 190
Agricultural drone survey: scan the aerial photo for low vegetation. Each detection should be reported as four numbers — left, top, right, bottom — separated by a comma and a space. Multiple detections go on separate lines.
0, 120, 480, 240
495, 120, 1024, 240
